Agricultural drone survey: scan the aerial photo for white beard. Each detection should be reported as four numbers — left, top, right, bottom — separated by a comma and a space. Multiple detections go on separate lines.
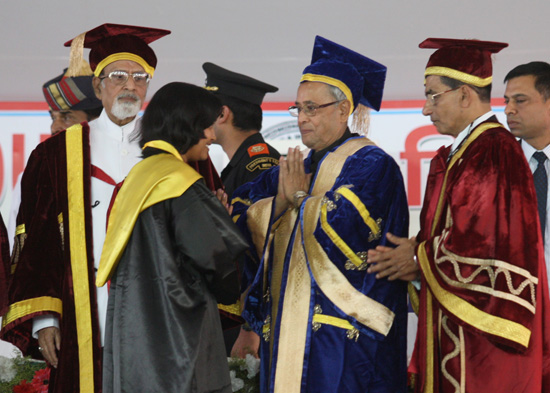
110, 93, 142, 121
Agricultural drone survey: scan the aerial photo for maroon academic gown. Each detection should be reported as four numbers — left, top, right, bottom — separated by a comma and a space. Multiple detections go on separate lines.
409, 118, 550, 392
0, 214, 10, 315
0, 124, 223, 393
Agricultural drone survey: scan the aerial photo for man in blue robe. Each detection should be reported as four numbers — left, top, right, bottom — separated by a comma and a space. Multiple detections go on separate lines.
231, 36, 410, 393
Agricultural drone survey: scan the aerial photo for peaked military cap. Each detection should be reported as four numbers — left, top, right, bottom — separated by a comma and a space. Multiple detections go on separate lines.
203, 62, 278, 106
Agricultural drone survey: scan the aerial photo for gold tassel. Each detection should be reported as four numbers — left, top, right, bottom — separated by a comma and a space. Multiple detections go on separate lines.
350, 104, 371, 136
66, 32, 93, 77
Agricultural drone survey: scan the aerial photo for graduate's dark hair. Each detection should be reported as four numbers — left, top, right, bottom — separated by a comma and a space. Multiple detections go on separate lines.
140, 82, 222, 157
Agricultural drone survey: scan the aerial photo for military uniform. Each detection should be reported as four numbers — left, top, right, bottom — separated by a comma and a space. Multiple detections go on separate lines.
221, 132, 280, 199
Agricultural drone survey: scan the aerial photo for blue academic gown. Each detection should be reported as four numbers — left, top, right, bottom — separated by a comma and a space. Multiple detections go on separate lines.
232, 136, 409, 393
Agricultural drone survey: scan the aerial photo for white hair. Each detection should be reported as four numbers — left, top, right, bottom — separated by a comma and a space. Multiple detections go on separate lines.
110, 92, 142, 121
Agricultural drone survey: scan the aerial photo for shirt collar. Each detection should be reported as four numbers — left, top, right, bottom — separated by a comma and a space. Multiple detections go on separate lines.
450, 111, 495, 152
522, 139, 550, 162
92, 109, 140, 141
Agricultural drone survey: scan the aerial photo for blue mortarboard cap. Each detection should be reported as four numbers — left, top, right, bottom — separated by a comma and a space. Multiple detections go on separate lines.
301, 36, 387, 112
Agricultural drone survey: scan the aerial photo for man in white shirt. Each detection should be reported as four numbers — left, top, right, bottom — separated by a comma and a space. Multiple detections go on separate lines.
0, 23, 170, 393
504, 61, 550, 284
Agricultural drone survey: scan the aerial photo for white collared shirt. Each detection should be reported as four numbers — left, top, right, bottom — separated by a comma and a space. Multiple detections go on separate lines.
449, 111, 495, 158
33, 110, 142, 346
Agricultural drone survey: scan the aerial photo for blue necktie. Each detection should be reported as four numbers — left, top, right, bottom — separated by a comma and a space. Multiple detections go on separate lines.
533, 151, 547, 236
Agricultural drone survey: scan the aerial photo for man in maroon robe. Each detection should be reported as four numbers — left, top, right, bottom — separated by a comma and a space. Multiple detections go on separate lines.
0, 214, 9, 315
0, 24, 221, 393
367, 38, 550, 392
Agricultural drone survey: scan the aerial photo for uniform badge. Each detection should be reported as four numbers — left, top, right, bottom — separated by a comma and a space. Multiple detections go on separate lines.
246, 157, 279, 172
247, 143, 269, 157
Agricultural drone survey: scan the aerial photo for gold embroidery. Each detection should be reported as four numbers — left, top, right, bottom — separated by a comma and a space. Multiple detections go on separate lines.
440, 315, 461, 393
311, 311, 360, 342
246, 157, 279, 173
58, 213, 64, 251
10, 232, 27, 275
434, 232, 537, 314
263, 287, 270, 303
266, 138, 376, 393
312, 304, 322, 332
335, 186, 382, 242
322, 195, 337, 211
321, 203, 365, 269
345, 251, 368, 271
418, 242, 531, 348
346, 328, 360, 342
368, 218, 383, 242
459, 326, 466, 393
425, 290, 434, 393
262, 315, 271, 342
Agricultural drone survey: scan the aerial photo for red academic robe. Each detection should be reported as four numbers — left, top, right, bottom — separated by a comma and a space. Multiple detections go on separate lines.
409, 118, 550, 392
0, 214, 10, 315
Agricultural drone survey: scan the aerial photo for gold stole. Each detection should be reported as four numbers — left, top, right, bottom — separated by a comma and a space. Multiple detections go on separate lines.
265, 137, 393, 392
65, 124, 95, 393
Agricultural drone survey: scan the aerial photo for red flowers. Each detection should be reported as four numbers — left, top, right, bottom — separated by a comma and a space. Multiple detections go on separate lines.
13, 367, 50, 393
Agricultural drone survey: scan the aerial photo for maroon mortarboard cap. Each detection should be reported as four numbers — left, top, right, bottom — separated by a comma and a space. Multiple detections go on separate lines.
420, 38, 508, 87
64, 23, 171, 78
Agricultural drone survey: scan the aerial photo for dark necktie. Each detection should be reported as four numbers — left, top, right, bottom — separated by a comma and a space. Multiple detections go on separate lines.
533, 151, 548, 237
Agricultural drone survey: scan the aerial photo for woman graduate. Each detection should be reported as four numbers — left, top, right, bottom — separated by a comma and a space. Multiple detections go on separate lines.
96, 82, 248, 393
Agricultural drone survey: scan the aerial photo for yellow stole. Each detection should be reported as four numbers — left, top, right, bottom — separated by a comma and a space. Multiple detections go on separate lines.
416, 122, 528, 393
96, 140, 202, 286
251, 137, 395, 392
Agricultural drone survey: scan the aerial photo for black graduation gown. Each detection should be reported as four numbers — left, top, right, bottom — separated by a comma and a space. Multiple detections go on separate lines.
102, 181, 247, 393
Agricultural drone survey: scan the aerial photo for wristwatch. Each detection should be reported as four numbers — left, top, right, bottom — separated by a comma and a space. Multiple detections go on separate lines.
293, 191, 309, 209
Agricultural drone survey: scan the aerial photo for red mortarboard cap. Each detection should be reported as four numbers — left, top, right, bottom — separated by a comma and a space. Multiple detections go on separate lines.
64, 23, 171, 78
420, 38, 508, 87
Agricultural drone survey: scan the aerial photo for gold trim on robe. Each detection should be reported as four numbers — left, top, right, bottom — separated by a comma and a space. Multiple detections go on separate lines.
2, 296, 63, 327
66, 124, 94, 393
265, 137, 394, 392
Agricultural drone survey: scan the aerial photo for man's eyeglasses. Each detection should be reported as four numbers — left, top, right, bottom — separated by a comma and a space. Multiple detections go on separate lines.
99, 70, 151, 87
288, 100, 343, 117
426, 86, 461, 105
